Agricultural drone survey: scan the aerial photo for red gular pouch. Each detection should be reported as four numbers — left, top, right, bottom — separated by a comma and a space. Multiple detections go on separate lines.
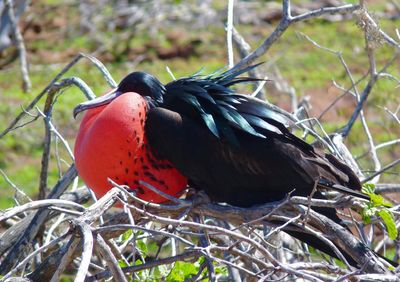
74, 91, 188, 206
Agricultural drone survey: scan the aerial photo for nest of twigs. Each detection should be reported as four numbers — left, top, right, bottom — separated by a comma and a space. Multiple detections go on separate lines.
0, 164, 398, 281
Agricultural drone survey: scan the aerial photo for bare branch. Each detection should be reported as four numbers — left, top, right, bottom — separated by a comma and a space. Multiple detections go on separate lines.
95, 234, 128, 282
231, 3, 360, 72
0, 233, 69, 281
0, 199, 84, 222
4, 0, 31, 92
0, 53, 114, 139
226, 0, 234, 68
362, 159, 400, 184
49, 236, 80, 282
74, 223, 93, 282
0, 165, 77, 275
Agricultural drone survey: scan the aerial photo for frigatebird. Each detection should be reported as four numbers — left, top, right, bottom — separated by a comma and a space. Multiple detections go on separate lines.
73, 65, 374, 265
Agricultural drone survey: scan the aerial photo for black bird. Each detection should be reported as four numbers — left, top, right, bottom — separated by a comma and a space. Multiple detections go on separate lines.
74, 65, 383, 266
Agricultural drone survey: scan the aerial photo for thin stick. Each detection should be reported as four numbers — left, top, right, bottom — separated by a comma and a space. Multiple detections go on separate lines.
50, 236, 80, 282
226, 0, 235, 68
231, 2, 360, 72
0, 53, 113, 139
5, 0, 31, 92
362, 159, 400, 183
0, 165, 77, 275
74, 222, 93, 282
96, 234, 127, 282
0, 233, 69, 281
0, 199, 85, 222
0, 169, 32, 202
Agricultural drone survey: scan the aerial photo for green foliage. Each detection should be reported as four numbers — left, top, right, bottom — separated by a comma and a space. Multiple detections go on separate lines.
363, 183, 393, 208
378, 209, 398, 241
214, 261, 228, 276
136, 240, 148, 257
116, 230, 214, 281
122, 229, 133, 242
118, 259, 129, 269
362, 183, 398, 240
166, 261, 199, 281
123, 253, 205, 281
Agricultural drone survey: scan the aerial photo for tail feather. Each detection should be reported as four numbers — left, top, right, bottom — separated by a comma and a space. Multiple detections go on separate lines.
318, 179, 369, 200
278, 205, 398, 268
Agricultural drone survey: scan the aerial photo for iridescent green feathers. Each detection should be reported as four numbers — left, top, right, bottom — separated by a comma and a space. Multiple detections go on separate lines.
163, 65, 293, 145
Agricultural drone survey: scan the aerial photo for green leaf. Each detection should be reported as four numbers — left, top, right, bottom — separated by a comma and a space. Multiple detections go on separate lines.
137, 240, 148, 257
362, 183, 376, 194
122, 229, 133, 242
167, 261, 198, 281
363, 202, 377, 215
118, 259, 129, 268
369, 193, 384, 206
362, 203, 376, 224
381, 199, 393, 208
365, 192, 393, 208
147, 240, 159, 257
378, 209, 398, 240
215, 264, 228, 276
135, 259, 143, 266
362, 214, 371, 224
362, 183, 393, 208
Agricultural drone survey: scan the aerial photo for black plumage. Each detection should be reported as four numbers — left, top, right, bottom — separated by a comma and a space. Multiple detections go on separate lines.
113, 67, 373, 265
119, 68, 364, 206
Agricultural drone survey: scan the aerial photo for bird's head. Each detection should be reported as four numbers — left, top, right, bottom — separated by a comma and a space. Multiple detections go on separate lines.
73, 72, 164, 118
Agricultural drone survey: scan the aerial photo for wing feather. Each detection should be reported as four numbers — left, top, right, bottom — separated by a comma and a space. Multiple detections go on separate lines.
146, 107, 361, 208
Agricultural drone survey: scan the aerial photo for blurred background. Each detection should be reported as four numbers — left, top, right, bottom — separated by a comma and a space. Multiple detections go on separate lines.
0, 0, 399, 208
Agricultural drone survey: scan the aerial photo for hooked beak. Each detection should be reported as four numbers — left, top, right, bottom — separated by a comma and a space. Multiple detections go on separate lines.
73, 89, 121, 118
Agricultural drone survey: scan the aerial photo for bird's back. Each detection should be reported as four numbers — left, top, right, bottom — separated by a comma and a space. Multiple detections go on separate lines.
146, 103, 361, 207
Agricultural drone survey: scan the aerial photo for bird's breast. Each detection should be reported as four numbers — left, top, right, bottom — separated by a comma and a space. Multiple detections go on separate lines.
74, 92, 187, 203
